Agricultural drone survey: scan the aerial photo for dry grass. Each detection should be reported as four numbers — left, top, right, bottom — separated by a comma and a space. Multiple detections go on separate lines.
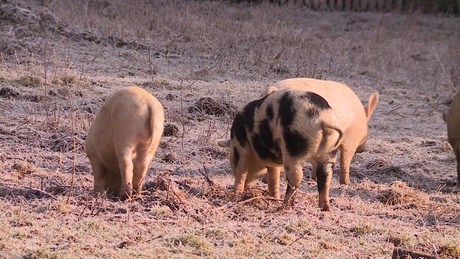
0, 0, 460, 258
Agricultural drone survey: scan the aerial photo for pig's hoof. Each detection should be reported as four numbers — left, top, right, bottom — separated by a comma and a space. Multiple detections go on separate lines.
320, 203, 330, 212
120, 184, 133, 201
92, 188, 105, 197
119, 191, 132, 201
283, 194, 296, 206
339, 178, 350, 185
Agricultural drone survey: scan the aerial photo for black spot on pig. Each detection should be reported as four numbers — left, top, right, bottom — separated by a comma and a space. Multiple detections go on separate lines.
256, 119, 283, 164
283, 128, 308, 157
300, 92, 330, 110
243, 95, 268, 131
279, 92, 296, 127
252, 134, 278, 162
306, 107, 320, 118
266, 104, 274, 121
259, 119, 274, 149
233, 147, 240, 166
231, 114, 248, 147
272, 141, 283, 164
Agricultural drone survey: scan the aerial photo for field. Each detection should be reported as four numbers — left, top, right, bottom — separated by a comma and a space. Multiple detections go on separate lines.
0, 0, 460, 258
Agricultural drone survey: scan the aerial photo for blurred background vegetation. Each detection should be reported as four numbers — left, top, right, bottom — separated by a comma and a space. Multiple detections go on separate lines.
228, 0, 460, 15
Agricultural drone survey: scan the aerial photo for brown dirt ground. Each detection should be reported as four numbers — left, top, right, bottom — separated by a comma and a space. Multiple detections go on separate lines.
0, 0, 459, 258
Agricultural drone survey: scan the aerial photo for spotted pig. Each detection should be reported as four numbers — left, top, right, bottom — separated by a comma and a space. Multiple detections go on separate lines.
267, 78, 379, 185
219, 89, 343, 211
85, 86, 165, 200
447, 92, 460, 187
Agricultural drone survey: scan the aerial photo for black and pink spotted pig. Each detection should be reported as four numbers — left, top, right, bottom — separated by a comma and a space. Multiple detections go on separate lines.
267, 78, 379, 186
219, 88, 343, 211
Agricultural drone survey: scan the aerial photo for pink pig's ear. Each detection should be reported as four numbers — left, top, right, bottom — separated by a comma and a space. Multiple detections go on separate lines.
364, 92, 379, 121
260, 86, 278, 97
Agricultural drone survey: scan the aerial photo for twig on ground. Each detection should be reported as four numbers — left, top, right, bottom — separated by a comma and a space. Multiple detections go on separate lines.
180, 81, 185, 149
233, 196, 270, 208
66, 112, 77, 204
215, 196, 282, 211
260, 227, 278, 242
3, 183, 57, 200
198, 164, 214, 186
78, 202, 87, 221
384, 104, 400, 115
288, 230, 313, 247
433, 46, 457, 92
167, 177, 185, 204
277, 186, 297, 211
131, 220, 179, 226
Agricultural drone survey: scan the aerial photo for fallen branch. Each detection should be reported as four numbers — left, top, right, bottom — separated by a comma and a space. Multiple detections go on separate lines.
166, 177, 185, 204
288, 230, 313, 247
392, 248, 437, 259
198, 164, 214, 186
384, 104, 400, 115
214, 196, 282, 211
2, 183, 57, 200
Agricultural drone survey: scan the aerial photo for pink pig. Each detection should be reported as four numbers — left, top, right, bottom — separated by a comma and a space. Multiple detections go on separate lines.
268, 78, 379, 185
85, 86, 165, 200
447, 91, 460, 187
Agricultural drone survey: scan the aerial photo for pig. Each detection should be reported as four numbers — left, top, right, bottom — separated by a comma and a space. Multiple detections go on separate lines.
267, 78, 379, 185
447, 91, 460, 187
219, 89, 343, 211
85, 86, 165, 200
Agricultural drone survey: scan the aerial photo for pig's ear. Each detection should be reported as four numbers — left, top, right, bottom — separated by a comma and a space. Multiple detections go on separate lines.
260, 86, 278, 97
217, 139, 231, 148
364, 92, 379, 121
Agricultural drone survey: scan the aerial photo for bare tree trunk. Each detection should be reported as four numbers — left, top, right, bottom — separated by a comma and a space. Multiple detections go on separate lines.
336, 0, 344, 10
369, 0, 377, 11
312, 0, 319, 10
345, 0, 351, 10
353, 0, 360, 11
385, 0, 392, 12
361, 0, 369, 11
328, 0, 335, 10
321, 0, 327, 10
377, 0, 384, 11
394, 0, 402, 12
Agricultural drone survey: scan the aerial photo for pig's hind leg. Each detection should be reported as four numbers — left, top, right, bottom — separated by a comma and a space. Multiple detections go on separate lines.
90, 157, 109, 196
339, 143, 358, 185
132, 150, 155, 195
231, 148, 250, 194
315, 161, 334, 212
453, 142, 460, 187
117, 147, 135, 200
267, 167, 281, 199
